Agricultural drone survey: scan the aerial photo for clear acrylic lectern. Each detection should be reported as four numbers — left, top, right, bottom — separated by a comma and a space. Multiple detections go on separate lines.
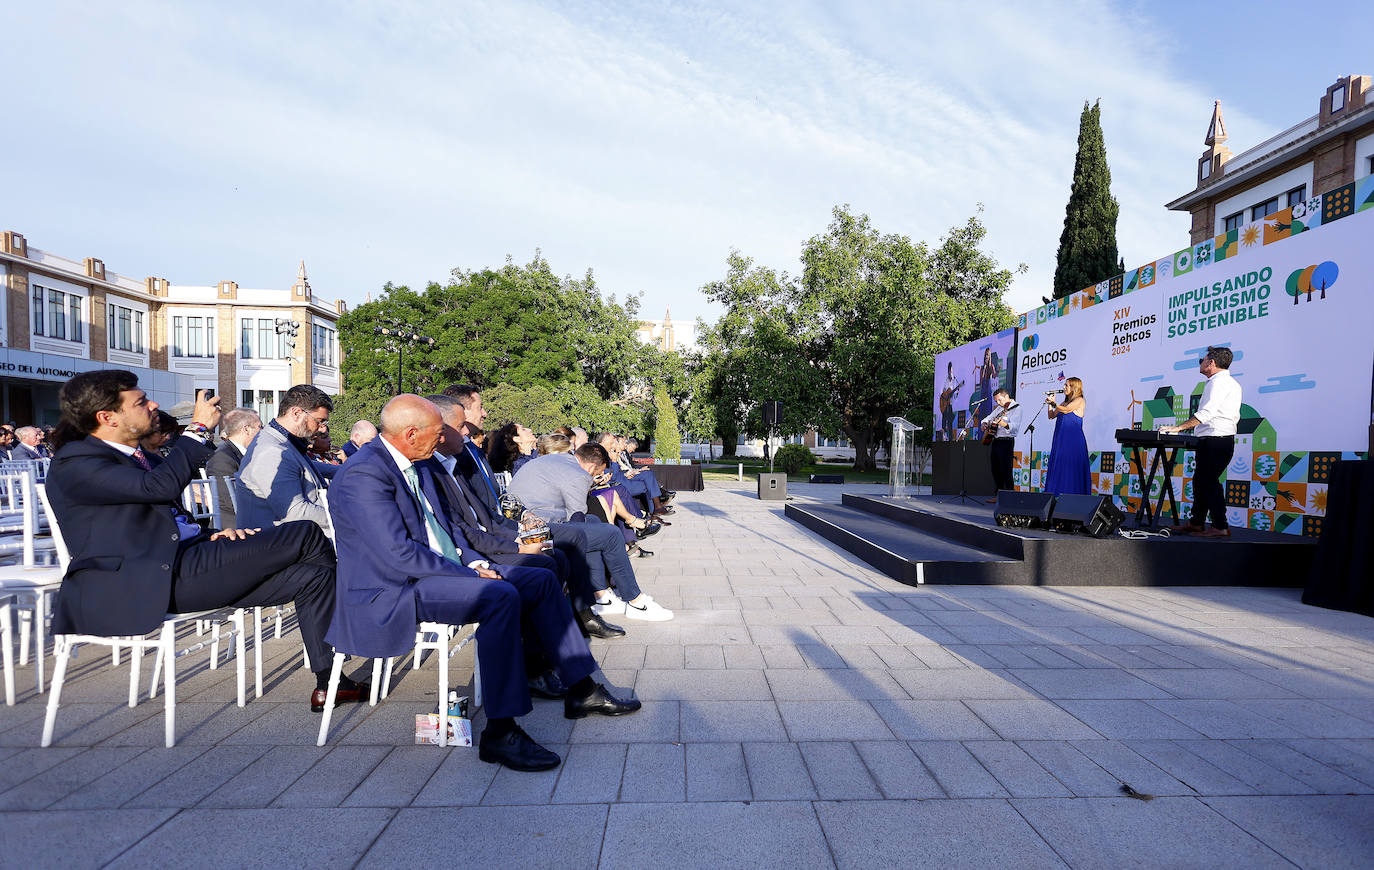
887, 416, 923, 499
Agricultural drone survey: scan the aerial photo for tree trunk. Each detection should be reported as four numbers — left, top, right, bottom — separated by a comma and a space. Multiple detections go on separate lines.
847, 426, 875, 472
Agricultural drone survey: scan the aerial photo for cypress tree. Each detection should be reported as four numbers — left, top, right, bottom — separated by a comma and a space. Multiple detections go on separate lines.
1053, 100, 1120, 299
652, 383, 681, 462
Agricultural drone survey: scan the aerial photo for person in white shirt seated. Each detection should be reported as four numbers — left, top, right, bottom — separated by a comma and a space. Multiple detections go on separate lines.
1161, 346, 1242, 538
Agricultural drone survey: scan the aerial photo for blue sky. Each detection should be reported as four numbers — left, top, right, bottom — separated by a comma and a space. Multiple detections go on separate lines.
6, 1, 1365, 326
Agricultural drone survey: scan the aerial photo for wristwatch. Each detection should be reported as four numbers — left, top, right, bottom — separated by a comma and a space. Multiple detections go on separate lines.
184, 422, 211, 438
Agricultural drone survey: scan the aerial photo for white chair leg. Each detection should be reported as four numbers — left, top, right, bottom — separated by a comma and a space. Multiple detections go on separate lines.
2, 600, 14, 706
129, 638, 142, 707
160, 623, 176, 748
302, 645, 309, 669
381, 657, 395, 701
274, 606, 283, 639
111, 643, 121, 667
369, 659, 383, 706
232, 610, 246, 708
472, 641, 482, 709
438, 638, 450, 748
209, 622, 221, 670
149, 643, 164, 699
35, 589, 47, 693
316, 652, 346, 746
40, 636, 72, 747
18, 610, 30, 666
253, 607, 263, 699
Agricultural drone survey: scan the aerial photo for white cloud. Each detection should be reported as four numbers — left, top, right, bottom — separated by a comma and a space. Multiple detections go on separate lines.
5, 0, 1285, 324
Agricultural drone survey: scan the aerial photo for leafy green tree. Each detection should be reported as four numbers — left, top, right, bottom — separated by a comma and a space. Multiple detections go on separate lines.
337, 252, 660, 436
700, 206, 1017, 471
1053, 100, 1120, 299
651, 383, 681, 461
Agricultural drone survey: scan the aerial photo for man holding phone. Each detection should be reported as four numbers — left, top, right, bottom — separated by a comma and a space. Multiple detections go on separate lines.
45, 373, 366, 711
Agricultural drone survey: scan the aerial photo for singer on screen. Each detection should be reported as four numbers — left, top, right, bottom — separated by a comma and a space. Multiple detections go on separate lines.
1043, 377, 1091, 495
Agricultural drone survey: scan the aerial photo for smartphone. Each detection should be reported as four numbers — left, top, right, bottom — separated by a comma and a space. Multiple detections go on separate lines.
201, 388, 216, 399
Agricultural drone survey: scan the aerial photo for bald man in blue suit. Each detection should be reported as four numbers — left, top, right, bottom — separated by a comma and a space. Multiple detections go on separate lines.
325, 395, 639, 771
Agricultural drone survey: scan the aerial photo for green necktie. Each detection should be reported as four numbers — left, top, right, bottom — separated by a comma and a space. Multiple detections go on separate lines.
402, 464, 462, 564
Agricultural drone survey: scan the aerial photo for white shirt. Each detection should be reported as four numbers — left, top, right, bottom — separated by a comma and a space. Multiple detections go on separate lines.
380, 439, 487, 569
1194, 369, 1242, 437
435, 450, 487, 530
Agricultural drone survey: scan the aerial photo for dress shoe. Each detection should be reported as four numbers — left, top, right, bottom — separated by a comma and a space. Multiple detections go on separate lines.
631, 545, 655, 558
635, 521, 662, 539
1169, 523, 1204, 535
527, 669, 568, 699
652, 516, 672, 525
564, 682, 642, 719
655, 505, 676, 516
578, 609, 627, 639
661, 490, 676, 502
478, 725, 561, 771
1194, 526, 1231, 538
310, 678, 371, 713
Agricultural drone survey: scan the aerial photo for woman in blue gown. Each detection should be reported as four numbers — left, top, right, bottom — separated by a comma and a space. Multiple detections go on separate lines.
1043, 376, 1091, 495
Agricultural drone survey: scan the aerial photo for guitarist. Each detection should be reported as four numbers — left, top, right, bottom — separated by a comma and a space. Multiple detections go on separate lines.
983, 388, 1021, 502
938, 362, 963, 441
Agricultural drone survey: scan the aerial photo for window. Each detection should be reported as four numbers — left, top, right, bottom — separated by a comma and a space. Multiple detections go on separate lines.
1286, 186, 1306, 208
32, 284, 84, 343
1368, 155, 1374, 176
1250, 197, 1279, 221
108, 303, 145, 354
172, 315, 215, 357
256, 389, 277, 421
1223, 212, 1244, 232
1331, 87, 1345, 112
312, 323, 336, 367
240, 316, 285, 359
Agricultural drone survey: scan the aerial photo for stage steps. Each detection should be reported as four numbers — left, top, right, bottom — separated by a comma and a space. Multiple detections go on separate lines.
783, 502, 1025, 585
785, 492, 1315, 588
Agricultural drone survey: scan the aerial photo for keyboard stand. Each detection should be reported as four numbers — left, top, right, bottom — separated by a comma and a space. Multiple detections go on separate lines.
1127, 443, 1184, 528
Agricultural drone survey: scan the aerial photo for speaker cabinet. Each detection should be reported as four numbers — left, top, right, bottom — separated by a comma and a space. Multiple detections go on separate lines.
1050, 494, 1124, 538
762, 401, 783, 428
994, 490, 1055, 529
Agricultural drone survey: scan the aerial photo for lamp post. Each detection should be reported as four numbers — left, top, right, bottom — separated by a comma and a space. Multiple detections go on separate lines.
274, 318, 301, 359
373, 322, 436, 393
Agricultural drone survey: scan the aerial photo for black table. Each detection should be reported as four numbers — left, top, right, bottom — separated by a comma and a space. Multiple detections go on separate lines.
1303, 459, 1374, 617
635, 462, 705, 492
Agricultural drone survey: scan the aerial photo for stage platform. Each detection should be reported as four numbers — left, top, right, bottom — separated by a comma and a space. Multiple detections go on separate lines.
784, 493, 1316, 587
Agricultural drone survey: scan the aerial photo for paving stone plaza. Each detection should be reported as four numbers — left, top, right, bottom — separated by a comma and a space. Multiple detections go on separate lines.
4, 481, 1373, 868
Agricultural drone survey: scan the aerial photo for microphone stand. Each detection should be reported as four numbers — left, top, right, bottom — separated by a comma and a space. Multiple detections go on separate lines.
942, 399, 984, 505
1023, 394, 1055, 491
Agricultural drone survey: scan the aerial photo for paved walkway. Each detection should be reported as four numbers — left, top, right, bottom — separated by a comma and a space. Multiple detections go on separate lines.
4, 482, 1373, 868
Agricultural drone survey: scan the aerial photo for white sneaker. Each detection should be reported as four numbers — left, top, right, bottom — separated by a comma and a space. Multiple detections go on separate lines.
623, 596, 674, 621
592, 593, 626, 615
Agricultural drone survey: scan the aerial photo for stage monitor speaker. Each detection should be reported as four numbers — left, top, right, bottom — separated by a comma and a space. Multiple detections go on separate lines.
1050, 494, 1124, 538
994, 490, 1055, 529
762, 401, 783, 428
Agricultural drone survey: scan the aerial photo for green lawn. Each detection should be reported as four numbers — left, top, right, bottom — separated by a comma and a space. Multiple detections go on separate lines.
699, 457, 926, 485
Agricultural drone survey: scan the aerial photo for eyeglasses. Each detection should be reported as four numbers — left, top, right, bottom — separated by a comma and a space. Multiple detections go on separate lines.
1198, 358, 1211, 365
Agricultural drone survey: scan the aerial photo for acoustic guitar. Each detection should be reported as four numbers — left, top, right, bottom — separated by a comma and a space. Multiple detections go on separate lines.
939, 379, 965, 414
980, 403, 1010, 445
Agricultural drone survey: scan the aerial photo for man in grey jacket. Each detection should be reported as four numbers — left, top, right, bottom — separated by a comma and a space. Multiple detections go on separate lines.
205, 408, 262, 529
510, 443, 672, 622
234, 385, 339, 532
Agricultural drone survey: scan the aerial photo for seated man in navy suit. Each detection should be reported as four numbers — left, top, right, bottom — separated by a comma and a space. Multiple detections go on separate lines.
44, 370, 364, 712
325, 395, 639, 772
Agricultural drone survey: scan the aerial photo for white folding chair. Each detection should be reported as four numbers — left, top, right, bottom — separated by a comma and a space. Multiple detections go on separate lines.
0, 473, 65, 698
40, 482, 248, 747
316, 621, 481, 747
494, 471, 512, 495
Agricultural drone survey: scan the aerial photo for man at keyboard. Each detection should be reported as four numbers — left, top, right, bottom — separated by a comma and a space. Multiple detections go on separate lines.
1160, 347, 1242, 538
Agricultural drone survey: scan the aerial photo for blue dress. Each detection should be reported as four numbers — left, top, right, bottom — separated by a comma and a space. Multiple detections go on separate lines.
1044, 409, 1091, 495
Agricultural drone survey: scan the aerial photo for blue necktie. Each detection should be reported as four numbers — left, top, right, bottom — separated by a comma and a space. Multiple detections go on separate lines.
468, 442, 500, 503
